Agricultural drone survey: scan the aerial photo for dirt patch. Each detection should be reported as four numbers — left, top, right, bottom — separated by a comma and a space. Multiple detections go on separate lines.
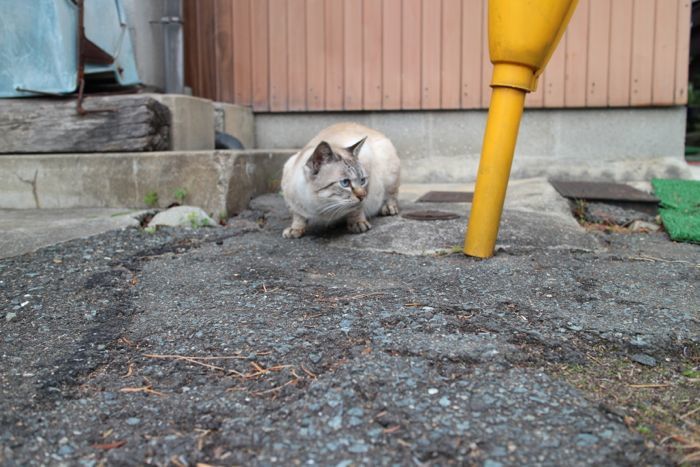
550, 343, 700, 464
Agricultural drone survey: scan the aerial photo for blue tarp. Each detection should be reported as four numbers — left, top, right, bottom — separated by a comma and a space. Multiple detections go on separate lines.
0, 0, 140, 98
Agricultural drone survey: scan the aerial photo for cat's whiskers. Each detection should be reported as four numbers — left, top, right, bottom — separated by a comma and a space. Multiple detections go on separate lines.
318, 199, 357, 219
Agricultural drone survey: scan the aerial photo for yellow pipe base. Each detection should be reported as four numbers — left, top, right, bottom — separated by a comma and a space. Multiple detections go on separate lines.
464, 87, 526, 258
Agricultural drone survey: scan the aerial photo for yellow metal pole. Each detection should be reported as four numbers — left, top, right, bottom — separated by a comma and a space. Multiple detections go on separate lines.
463, 0, 579, 258
463, 87, 526, 258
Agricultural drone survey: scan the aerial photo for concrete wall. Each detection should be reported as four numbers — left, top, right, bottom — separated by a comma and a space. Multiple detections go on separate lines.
122, 0, 167, 91
256, 108, 690, 183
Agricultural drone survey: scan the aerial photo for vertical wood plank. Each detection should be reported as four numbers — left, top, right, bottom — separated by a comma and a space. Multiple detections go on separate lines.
344, 0, 363, 109
526, 0, 549, 109
608, 0, 633, 106
564, 0, 589, 107
363, 0, 383, 109
269, 0, 288, 111
630, 0, 656, 106
197, 0, 218, 100
652, 0, 678, 105
382, 0, 402, 109
543, 35, 566, 107
306, 0, 325, 110
251, 0, 270, 110
675, 0, 691, 104
232, 0, 252, 105
325, 0, 344, 110
401, 0, 421, 109
586, 0, 611, 107
194, 0, 205, 97
441, 0, 461, 108
421, 0, 442, 108
183, 0, 199, 94
526, 78, 545, 108
216, 0, 235, 103
461, 0, 482, 108
481, 0, 491, 107
287, 0, 307, 110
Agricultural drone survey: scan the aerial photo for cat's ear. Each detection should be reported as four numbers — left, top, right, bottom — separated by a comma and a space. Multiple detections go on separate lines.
346, 136, 367, 158
307, 141, 335, 175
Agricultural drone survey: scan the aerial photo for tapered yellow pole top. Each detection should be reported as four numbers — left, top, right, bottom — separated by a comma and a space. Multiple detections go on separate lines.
488, 0, 579, 92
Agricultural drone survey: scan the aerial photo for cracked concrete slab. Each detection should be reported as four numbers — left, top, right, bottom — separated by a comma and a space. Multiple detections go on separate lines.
0, 208, 141, 259
0, 150, 292, 216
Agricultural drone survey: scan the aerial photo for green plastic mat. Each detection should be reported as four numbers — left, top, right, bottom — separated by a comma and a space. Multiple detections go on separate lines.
651, 179, 700, 244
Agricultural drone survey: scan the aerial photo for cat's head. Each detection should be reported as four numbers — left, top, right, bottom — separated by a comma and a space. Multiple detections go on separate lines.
305, 137, 369, 214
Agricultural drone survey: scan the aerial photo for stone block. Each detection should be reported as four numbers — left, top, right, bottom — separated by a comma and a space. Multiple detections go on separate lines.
150, 94, 215, 150
214, 103, 255, 149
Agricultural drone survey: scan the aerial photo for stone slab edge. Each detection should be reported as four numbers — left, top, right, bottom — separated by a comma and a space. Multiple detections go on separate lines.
0, 150, 295, 219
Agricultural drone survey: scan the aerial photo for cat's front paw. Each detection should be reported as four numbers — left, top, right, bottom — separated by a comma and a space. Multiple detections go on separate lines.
283, 227, 305, 238
380, 200, 399, 216
347, 219, 372, 234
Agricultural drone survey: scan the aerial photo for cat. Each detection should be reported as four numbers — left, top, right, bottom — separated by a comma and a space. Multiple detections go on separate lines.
281, 122, 401, 238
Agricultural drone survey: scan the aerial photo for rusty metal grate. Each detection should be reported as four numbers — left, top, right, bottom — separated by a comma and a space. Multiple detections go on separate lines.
402, 210, 460, 221
549, 180, 658, 203
416, 191, 474, 203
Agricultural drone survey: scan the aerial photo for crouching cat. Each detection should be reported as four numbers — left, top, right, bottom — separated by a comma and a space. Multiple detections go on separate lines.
281, 123, 401, 238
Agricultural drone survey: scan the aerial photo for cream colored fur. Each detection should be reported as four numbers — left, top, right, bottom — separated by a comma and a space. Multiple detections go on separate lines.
281, 123, 401, 238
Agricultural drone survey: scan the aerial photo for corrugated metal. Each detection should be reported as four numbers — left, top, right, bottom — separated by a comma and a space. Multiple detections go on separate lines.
184, 0, 691, 112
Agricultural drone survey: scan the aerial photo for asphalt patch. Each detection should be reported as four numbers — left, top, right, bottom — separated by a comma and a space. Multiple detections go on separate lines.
0, 195, 697, 465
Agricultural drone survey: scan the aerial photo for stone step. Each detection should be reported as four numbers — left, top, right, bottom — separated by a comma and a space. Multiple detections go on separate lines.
0, 150, 294, 219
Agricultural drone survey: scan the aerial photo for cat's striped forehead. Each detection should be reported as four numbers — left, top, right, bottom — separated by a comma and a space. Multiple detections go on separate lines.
340, 157, 365, 178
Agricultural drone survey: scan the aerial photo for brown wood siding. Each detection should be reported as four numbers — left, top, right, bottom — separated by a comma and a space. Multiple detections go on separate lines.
184, 0, 691, 111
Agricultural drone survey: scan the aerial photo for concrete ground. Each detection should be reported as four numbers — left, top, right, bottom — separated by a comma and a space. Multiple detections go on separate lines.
0, 179, 570, 259
1, 180, 699, 465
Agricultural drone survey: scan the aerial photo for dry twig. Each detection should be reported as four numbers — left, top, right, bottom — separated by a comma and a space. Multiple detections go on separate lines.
119, 386, 165, 396
144, 354, 246, 378
92, 440, 127, 450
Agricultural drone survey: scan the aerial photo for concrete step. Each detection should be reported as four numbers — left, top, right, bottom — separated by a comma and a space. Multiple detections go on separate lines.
0, 150, 294, 219
150, 95, 255, 151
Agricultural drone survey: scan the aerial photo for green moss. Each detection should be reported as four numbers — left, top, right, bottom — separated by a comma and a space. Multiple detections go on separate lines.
144, 191, 159, 208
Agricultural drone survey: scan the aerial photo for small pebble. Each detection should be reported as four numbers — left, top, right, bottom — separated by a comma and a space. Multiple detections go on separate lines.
347, 443, 368, 453
328, 415, 342, 430
57, 445, 74, 456
309, 353, 322, 364
574, 433, 599, 447
126, 417, 141, 426
630, 353, 656, 367
5, 312, 17, 322
428, 388, 438, 395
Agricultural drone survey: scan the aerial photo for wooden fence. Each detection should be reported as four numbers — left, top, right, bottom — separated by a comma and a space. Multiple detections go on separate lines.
184, 0, 691, 112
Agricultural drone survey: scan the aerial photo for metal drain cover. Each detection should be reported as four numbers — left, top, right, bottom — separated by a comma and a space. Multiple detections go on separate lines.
416, 191, 474, 203
549, 180, 658, 202
402, 210, 460, 221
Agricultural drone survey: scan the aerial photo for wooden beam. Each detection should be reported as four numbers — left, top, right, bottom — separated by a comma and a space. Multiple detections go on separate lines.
0, 95, 171, 154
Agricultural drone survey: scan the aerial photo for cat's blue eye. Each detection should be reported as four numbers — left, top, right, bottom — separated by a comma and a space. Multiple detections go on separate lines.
339, 178, 351, 188
360, 177, 367, 185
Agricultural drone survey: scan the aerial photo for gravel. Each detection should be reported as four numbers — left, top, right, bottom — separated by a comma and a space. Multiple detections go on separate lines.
1, 194, 696, 465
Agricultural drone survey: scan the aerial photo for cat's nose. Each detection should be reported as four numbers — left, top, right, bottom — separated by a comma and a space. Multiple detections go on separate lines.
353, 188, 367, 201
